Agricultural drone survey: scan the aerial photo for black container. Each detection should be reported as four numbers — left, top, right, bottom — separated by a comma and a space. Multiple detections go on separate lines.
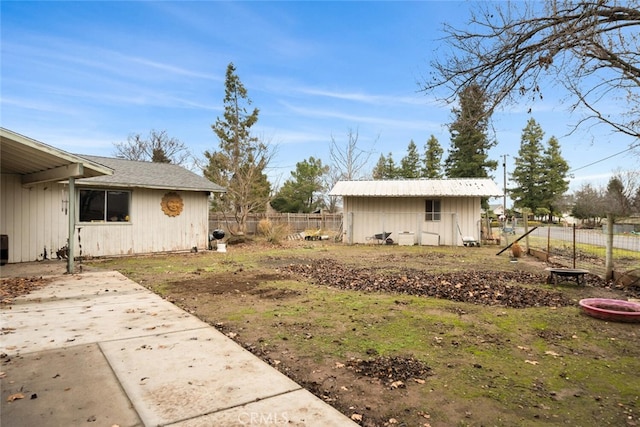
212, 229, 225, 240
1, 234, 8, 265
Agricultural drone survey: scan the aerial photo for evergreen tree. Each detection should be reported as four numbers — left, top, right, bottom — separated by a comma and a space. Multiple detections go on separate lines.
510, 118, 546, 212
445, 83, 497, 178
540, 136, 570, 221
422, 135, 443, 178
606, 176, 632, 216
203, 63, 272, 233
372, 154, 386, 179
271, 157, 329, 213
571, 183, 607, 226
399, 140, 421, 178
372, 152, 398, 179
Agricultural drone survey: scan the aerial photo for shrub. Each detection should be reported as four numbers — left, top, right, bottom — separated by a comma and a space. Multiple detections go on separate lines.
257, 219, 291, 244
511, 241, 523, 258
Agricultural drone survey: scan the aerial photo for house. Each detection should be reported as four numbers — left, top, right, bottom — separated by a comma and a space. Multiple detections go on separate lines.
329, 179, 502, 246
1, 128, 225, 272
489, 203, 505, 217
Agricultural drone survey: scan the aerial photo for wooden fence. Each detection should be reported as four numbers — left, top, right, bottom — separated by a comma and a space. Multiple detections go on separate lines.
209, 212, 343, 236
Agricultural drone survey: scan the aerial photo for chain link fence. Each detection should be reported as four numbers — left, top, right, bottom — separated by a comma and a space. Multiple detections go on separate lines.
510, 224, 640, 281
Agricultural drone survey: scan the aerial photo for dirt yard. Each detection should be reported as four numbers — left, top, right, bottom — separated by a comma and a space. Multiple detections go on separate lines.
4, 241, 640, 426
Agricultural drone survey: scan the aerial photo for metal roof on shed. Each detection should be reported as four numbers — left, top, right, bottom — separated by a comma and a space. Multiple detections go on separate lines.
76, 155, 226, 193
329, 179, 502, 197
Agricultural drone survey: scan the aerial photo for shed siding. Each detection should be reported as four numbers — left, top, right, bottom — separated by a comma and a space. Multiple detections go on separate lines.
342, 195, 481, 246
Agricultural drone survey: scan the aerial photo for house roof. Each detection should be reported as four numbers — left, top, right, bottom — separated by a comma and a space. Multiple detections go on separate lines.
76, 155, 226, 193
329, 178, 503, 197
1, 128, 113, 185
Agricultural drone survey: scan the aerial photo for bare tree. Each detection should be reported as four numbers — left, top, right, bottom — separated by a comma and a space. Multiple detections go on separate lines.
329, 128, 376, 181
325, 128, 377, 212
422, 1, 640, 142
114, 129, 191, 165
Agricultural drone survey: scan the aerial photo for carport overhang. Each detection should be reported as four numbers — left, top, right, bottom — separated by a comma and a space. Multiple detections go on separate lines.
1, 127, 113, 273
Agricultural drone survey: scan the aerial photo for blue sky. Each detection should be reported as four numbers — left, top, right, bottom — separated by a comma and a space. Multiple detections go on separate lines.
2, 1, 638, 197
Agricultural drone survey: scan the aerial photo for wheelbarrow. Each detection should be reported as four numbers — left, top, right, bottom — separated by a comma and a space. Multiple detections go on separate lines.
367, 231, 393, 245
462, 236, 480, 247
304, 229, 322, 241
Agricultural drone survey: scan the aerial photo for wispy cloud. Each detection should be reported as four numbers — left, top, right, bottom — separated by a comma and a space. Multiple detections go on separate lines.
280, 101, 442, 132
1, 96, 80, 115
283, 85, 430, 107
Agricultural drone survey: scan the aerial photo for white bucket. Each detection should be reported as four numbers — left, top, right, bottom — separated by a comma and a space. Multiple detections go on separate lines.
217, 243, 227, 253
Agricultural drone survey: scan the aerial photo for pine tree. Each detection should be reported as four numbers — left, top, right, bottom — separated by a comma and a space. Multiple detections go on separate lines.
372, 154, 386, 180
422, 135, 443, 178
540, 136, 570, 221
445, 83, 497, 178
271, 157, 329, 213
511, 118, 546, 212
203, 63, 272, 233
399, 140, 421, 178
372, 152, 398, 179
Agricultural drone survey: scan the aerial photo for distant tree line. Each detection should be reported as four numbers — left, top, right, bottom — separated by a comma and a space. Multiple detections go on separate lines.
114, 49, 639, 233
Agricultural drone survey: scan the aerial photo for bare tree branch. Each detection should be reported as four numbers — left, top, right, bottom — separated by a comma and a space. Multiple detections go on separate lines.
113, 129, 191, 165
422, 0, 640, 141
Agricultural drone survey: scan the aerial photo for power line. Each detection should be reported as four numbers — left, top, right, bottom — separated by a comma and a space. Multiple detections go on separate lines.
569, 141, 640, 173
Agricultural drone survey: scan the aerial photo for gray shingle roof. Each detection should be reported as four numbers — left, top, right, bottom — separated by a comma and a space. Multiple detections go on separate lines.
75, 155, 225, 193
329, 178, 502, 197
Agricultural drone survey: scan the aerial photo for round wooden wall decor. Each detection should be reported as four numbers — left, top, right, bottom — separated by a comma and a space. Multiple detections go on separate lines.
161, 191, 184, 217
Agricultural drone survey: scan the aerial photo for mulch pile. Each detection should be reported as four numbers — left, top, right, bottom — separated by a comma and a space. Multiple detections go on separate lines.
283, 259, 573, 308
346, 355, 432, 387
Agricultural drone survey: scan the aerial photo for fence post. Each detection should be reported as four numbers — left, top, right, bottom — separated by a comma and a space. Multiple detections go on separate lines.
572, 223, 576, 269
605, 213, 614, 280
546, 226, 551, 262
523, 208, 529, 253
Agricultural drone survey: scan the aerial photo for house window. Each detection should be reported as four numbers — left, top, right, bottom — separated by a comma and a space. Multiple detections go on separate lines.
79, 189, 130, 222
425, 199, 441, 221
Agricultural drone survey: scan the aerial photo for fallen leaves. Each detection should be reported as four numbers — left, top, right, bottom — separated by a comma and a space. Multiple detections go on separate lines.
0, 277, 52, 305
284, 259, 572, 308
390, 380, 405, 389
7, 392, 24, 402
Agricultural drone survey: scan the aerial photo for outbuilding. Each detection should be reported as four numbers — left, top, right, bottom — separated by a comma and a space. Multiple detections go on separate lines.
329, 179, 502, 246
1, 128, 225, 271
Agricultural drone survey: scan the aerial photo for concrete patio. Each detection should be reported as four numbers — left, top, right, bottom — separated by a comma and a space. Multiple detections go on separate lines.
0, 265, 357, 426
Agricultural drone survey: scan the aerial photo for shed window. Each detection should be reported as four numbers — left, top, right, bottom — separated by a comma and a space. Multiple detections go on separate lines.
425, 199, 441, 221
79, 189, 130, 222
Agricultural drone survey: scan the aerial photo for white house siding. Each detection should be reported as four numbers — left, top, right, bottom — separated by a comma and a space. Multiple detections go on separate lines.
0, 176, 210, 262
77, 188, 209, 257
1, 175, 69, 263
342, 196, 481, 246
